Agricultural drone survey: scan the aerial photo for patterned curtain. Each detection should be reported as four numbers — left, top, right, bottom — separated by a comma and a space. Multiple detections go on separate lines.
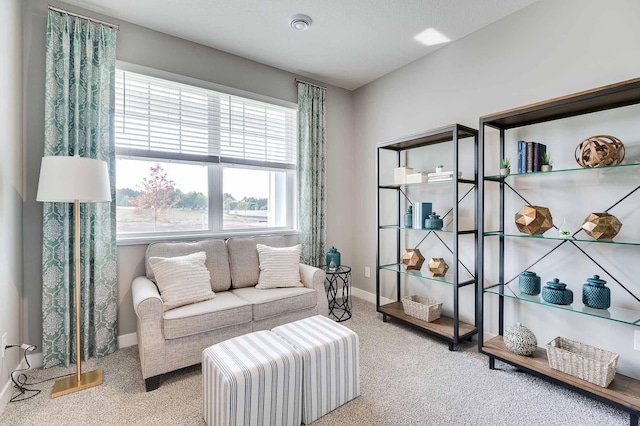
42, 10, 118, 368
297, 82, 327, 266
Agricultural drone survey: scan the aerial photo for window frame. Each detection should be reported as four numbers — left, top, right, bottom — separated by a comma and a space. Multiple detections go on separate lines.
114, 62, 298, 245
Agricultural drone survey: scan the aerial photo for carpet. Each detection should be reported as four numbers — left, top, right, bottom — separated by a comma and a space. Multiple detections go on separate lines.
1, 297, 626, 425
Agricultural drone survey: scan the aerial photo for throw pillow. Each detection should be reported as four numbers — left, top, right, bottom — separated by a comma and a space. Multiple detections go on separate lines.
256, 244, 303, 289
149, 251, 215, 311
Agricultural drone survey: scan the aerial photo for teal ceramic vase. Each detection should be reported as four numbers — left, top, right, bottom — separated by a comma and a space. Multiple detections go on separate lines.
404, 206, 413, 228
424, 212, 443, 230
518, 271, 541, 295
326, 246, 341, 268
542, 278, 573, 305
582, 275, 610, 309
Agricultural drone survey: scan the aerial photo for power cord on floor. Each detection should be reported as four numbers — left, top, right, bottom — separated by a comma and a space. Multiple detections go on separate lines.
6, 344, 73, 402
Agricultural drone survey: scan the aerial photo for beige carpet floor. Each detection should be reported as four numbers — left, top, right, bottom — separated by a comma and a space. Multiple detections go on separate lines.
1, 297, 627, 425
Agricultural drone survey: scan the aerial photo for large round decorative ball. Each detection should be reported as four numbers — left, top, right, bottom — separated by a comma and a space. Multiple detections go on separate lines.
575, 135, 625, 168
515, 205, 553, 236
401, 249, 425, 271
581, 212, 622, 241
504, 323, 537, 356
427, 257, 449, 277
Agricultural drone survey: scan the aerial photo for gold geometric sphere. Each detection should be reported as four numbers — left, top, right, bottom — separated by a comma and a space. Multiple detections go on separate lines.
428, 257, 449, 277
515, 205, 553, 236
581, 212, 622, 240
401, 249, 425, 270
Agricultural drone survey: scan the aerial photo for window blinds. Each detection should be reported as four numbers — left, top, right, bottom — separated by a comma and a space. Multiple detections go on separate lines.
115, 70, 297, 166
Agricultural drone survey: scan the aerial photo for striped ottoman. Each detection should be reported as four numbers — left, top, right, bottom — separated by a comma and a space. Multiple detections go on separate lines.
202, 330, 302, 426
272, 315, 360, 424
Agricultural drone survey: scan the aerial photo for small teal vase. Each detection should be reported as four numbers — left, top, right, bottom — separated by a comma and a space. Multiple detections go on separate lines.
542, 278, 573, 305
582, 275, 610, 309
404, 206, 413, 229
326, 246, 341, 268
424, 212, 443, 230
518, 271, 541, 296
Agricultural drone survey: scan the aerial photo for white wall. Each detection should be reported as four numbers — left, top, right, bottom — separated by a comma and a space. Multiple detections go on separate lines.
22, 0, 354, 344
352, 0, 640, 377
0, 0, 24, 412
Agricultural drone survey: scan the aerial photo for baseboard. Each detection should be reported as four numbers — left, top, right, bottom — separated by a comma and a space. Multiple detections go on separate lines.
118, 332, 138, 348
0, 375, 11, 418
26, 352, 42, 369
351, 287, 394, 305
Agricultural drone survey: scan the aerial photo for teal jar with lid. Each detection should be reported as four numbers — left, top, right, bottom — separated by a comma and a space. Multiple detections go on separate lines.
542, 278, 573, 305
582, 275, 610, 309
404, 206, 413, 228
326, 246, 341, 268
424, 212, 443, 230
518, 271, 541, 296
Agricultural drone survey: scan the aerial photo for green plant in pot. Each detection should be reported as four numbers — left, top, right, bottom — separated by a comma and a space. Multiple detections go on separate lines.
500, 157, 511, 175
541, 152, 553, 171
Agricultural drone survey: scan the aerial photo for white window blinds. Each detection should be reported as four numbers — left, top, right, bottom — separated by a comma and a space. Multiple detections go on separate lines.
115, 70, 297, 167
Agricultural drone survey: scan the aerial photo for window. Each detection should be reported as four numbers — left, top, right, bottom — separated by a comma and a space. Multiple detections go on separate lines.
114, 68, 297, 240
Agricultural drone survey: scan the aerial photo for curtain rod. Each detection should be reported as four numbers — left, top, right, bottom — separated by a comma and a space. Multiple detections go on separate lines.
48, 5, 120, 30
295, 78, 327, 90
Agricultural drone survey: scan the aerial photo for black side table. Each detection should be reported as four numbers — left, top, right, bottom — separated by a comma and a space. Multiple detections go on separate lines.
321, 265, 352, 322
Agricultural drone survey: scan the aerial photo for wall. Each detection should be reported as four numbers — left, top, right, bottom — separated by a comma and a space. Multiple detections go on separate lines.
22, 0, 354, 347
352, 0, 640, 377
0, 0, 24, 411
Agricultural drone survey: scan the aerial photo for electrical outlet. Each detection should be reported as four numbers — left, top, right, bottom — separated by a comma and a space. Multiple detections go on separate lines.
364, 267, 371, 278
635, 331, 640, 351
1, 332, 7, 358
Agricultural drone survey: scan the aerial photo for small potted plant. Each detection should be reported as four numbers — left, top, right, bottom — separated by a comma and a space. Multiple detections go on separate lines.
541, 152, 553, 171
436, 165, 444, 173
500, 157, 511, 175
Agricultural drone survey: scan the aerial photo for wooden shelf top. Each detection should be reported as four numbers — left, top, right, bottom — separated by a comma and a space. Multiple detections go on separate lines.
377, 124, 477, 150
481, 76, 640, 129
483, 336, 640, 411
378, 301, 477, 341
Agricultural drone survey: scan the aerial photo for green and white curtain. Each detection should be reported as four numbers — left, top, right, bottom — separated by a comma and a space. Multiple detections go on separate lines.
42, 10, 118, 368
297, 82, 327, 267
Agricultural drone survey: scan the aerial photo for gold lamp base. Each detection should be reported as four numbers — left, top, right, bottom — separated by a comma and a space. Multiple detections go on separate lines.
51, 368, 103, 398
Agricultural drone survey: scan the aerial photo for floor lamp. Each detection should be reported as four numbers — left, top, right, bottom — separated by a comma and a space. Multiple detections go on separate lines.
36, 155, 111, 398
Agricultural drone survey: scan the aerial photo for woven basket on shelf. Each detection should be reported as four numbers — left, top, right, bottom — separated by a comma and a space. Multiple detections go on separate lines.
401, 295, 442, 322
546, 336, 619, 387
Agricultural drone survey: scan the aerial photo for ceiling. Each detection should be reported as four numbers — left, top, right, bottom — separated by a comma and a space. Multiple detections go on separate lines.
64, 0, 540, 90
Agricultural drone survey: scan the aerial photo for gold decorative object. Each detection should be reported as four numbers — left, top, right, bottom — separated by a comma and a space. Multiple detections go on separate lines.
401, 249, 425, 270
428, 257, 449, 277
515, 205, 553, 236
581, 212, 622, 240
575, 135, 625, 168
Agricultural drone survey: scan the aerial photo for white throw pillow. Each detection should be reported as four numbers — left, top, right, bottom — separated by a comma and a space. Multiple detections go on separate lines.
149, 251, 215, 311
256, 244, 303, 289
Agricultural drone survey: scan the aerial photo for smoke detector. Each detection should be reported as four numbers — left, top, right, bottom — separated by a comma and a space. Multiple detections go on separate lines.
290, 14, 312, 31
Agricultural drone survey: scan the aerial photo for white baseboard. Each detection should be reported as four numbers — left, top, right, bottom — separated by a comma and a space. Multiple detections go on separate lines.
118, 332, 138, 348
0, 376, 11, 418
351, 287, 394, 305
26, 352, 42, 369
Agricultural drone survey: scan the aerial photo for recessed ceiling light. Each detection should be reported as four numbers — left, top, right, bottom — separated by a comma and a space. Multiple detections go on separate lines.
290, 14, 312, 31
414, 28, 450, 46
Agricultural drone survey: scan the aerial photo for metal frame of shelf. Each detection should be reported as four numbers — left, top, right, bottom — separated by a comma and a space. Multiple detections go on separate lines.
376, 123, 478, 350
477, 76, 640, 426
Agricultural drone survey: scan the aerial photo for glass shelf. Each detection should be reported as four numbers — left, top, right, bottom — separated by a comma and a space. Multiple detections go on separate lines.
485, 162, 640, 180
484, 285, 640, 326
380, 225, 453, 233
484, 232, 640, 247
379, 178, 476, 190
379, 263, 455, 285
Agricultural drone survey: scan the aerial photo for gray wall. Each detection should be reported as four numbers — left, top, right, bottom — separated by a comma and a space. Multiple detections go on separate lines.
352, 0, 640, 377
0, 0, 24, 407
22, 0, 354, 344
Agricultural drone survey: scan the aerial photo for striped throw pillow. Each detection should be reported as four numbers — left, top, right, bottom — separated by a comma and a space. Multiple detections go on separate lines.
256, 244, 303, 289
149, 251, 215, 311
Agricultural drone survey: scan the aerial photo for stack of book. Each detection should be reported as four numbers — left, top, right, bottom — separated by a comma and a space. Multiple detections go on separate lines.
427, 171, 463, 182
413, 202, 432, 229
517, 140, 547, 173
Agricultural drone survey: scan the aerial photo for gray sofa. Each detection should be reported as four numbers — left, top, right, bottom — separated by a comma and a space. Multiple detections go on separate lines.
132, 235, 328, 391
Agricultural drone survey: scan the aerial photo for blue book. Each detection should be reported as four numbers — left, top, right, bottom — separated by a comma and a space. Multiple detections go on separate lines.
533, 143, 546, 172
517, 140, 527, 174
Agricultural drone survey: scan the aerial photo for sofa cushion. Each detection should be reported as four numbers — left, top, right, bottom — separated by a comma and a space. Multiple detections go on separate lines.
256, 244, 303, 289
149, 251, 215, 311
227, 236, 286, 288
231, 287, 317, 321
163, 292, 252, 340
146, 239, 231, 292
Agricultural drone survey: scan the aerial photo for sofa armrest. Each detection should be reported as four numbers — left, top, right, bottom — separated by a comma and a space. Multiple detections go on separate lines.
132, 276, 164, 320
299, 263, 329, 316
132, 276, 167, 379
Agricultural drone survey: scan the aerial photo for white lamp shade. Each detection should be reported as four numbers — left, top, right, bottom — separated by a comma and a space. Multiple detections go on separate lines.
36, 156, 111, 203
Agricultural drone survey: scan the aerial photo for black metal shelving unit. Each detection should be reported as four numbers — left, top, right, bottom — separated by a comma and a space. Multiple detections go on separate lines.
477, 77, 640, 425
376, 124, 478, 350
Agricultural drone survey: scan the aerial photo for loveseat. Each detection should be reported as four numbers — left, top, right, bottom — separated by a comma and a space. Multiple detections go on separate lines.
132, 235, 328, 391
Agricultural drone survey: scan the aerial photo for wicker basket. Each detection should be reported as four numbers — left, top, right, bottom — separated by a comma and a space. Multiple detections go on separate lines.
401, 295, 442, 322
546, 336, 619, 387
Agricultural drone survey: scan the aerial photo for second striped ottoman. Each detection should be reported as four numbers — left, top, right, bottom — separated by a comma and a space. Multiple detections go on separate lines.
202, 330, 302, 426
272, 315, 360, 425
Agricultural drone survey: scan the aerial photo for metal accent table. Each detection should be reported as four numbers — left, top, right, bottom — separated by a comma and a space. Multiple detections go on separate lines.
321, 265, 352, 322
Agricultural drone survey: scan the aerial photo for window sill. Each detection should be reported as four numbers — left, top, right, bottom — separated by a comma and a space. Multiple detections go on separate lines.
116, 229, 299, 246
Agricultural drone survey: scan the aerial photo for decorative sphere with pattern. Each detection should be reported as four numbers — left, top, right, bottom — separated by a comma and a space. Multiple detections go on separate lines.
504, 323, 537, 356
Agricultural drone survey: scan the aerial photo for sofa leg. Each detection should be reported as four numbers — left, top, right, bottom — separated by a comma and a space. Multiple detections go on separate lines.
145, 375, 161, 392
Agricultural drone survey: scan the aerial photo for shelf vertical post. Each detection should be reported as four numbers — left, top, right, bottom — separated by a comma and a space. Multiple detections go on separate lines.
477, 121, 485, 351
396, 150, 401, 302
376, 147, 381, 310
499, 128, 505, 336
453, 125, 460, 343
